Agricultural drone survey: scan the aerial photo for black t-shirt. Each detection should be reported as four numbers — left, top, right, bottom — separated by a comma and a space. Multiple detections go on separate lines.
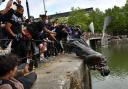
3, 9, 22, 38
5, 10, 22, 38
27, 21, 46, 39
27, 21, 49, 45
0, 9, 14, 22
55, 25, 65, 41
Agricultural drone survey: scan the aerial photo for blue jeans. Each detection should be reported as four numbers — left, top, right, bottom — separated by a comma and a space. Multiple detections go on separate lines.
17, 72, 37, 89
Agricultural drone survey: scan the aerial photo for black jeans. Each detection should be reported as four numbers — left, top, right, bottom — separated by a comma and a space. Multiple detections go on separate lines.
0, 28, 10, 49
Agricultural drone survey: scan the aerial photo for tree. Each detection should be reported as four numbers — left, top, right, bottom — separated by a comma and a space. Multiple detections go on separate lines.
58, 17, 68, 24
89, 8, 104, 33
68, 7, 91, 31
105, 6, 127, 35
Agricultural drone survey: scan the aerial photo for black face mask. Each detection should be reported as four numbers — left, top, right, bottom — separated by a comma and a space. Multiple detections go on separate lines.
2, 0, 5, 2
15, 12, 23, 18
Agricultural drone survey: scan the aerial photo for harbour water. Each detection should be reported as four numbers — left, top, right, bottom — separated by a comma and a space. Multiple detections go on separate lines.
92, 40, 128, 89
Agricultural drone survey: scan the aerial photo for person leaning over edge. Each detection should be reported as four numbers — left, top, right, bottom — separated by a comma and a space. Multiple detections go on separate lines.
0, 54, 37, 89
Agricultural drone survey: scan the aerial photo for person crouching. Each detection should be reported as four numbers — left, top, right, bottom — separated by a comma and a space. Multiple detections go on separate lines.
0, 54, 37, 89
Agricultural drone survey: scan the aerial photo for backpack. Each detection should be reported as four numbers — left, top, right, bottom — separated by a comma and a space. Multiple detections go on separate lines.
0, 79, 17, 89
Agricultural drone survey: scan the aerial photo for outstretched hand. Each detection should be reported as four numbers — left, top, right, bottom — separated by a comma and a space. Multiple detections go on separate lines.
22, 64, 30, 75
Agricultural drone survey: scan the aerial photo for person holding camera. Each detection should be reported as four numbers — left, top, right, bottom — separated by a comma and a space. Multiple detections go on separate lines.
0, 54, 37, 89
4, 4, 23, 49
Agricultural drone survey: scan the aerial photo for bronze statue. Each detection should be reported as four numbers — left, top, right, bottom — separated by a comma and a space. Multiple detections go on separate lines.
65, 37, 110, 76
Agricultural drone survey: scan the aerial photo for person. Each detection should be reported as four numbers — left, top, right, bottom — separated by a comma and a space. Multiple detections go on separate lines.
0, 53, 37, 89
0, 0, 23, 22
0, 0, 5, 5
5, 4, 23, 38
39, 15, 56, 38
0, 0, 12, 13
1, 4, 30, 67
0, 0, 13, 41
73, 25, 83, 38
54, 24, 67, 53
28, 15, 56, 59
4, 4, 24, 59
0, 0, 14, 22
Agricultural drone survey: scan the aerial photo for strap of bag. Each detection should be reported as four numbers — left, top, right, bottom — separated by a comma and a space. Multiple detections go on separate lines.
0, 79, 17, 89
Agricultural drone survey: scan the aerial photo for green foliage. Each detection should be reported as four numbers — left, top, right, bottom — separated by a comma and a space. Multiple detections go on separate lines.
51, 1, 128, 35
50, 16, 68, 24
105, 5, 128, 35
68, 7, 104, 33
57, 17, 68, 24
68, 7, 91, 31
89, 8, 104, 32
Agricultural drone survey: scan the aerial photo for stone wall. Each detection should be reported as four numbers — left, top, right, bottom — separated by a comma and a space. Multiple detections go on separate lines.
31, 54, 92, 89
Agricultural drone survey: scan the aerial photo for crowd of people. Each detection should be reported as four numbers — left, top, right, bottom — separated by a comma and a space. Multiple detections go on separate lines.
0, 0, 83, 89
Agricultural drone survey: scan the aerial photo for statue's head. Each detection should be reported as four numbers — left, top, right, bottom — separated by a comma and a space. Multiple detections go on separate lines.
64, 38, 110, 76
86, 54, 110, 76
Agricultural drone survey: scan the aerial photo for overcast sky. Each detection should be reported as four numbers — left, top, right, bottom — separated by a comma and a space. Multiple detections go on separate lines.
0, 0, 126, 18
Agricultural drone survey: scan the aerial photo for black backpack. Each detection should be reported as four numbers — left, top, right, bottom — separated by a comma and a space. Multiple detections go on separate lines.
0, 79, 17, 89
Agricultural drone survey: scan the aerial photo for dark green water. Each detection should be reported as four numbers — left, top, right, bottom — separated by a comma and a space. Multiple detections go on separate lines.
92, 40, 128, 89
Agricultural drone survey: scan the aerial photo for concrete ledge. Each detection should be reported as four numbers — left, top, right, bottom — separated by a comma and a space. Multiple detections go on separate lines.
32, 54, 91, 89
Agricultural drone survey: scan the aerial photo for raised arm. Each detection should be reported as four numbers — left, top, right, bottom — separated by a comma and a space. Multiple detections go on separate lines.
5, 22, 16, 37
1, 0, 13, 14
